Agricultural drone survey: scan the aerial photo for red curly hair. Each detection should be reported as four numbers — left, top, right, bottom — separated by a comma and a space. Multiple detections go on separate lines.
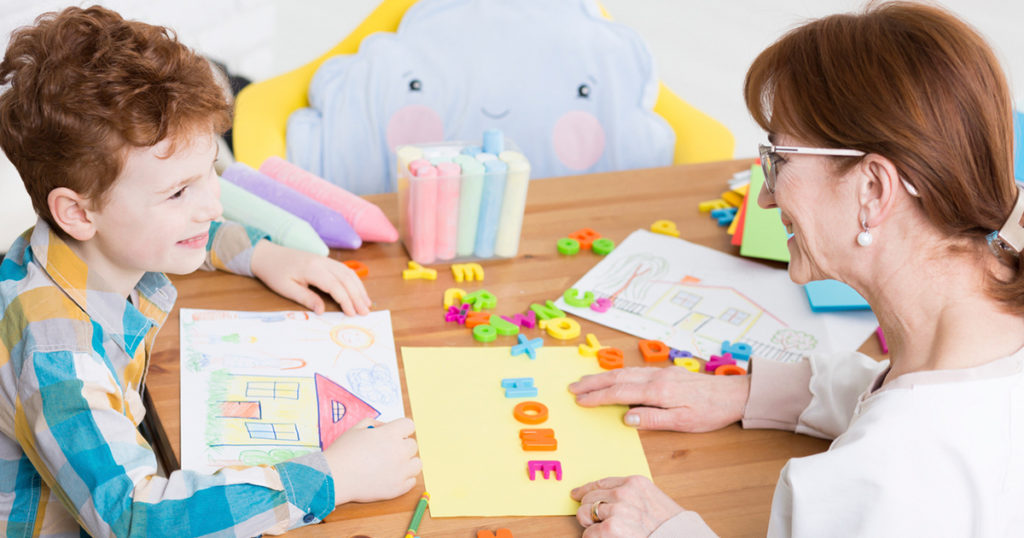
0, 5, 231, 232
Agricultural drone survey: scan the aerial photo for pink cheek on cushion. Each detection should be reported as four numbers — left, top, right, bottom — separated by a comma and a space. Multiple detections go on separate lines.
386, 105, 444, 151
552, 110, 605, 171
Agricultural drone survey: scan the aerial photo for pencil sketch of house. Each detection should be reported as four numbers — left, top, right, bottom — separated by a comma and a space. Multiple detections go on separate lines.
644, 282, 767, 347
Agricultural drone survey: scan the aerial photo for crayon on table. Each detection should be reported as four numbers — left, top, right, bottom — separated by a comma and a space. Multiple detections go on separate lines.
218, 178, 329, 256
453, 155, 485, 257
404, 491, 430, 538
494, 150, 531, 257
222, 162, 362, 249
258, 156, 399, 243
474, 159, 508, 258
410, 163, 439, 264
434, 162, 462, 260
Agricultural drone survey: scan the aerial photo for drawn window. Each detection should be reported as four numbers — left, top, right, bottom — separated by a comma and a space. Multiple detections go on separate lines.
331, 400, 346, 423
220, 401, 261, 419
245, 381, 300, 400
720, 308, 750, 325
246, 422, 299, 441
671, 291, 700, 309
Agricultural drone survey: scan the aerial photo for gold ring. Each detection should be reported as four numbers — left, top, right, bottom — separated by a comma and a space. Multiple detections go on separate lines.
591, 500, 606, 523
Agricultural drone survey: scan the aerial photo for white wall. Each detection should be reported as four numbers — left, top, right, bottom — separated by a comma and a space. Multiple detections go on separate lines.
2, 1, 1022, 249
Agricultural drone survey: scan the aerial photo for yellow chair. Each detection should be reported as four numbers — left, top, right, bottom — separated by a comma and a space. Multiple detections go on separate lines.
232, 0, 734, 169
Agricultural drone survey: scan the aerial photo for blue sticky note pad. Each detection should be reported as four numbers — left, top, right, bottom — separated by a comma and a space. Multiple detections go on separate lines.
804, 280, 870, 312
1014, 110, 1024, 182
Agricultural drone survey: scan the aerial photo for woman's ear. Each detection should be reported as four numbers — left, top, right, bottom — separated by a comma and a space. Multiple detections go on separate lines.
47, 187, 97, 241
856, 154, 902, 227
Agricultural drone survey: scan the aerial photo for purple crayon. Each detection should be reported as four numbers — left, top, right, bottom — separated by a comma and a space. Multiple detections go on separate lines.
222, 163, 362, 249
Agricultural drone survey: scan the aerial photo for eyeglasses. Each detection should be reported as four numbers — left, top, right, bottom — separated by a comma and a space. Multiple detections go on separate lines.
758, 144, 866, 194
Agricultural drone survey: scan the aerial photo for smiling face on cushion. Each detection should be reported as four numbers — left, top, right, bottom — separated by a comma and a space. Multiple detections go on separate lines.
288, 0, 675, 194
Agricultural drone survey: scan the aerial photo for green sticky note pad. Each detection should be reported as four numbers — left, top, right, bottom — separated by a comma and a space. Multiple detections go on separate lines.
739, 164, 791, 262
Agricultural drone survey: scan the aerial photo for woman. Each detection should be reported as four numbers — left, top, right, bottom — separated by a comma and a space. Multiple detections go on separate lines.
569, 3, 1024, 536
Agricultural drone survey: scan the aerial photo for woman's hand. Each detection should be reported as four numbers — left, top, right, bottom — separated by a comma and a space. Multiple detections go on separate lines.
571, 476, 684, 537
569, 366, 750, 432
251, 240, 371, 316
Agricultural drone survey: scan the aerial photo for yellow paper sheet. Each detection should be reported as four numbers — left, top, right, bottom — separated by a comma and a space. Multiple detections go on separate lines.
402, 346, 652, 517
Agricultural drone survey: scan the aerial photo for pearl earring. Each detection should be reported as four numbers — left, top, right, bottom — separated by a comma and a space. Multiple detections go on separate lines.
857, 219, 873, 247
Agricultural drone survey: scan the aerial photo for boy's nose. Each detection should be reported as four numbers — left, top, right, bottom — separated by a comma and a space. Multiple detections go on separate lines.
199, 175, 223, 221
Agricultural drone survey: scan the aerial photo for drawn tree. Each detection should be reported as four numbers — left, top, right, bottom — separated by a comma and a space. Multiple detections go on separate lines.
771, 329, 818, 351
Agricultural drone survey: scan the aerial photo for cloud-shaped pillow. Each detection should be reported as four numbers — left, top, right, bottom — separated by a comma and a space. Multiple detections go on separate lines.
287, 0, 675, 194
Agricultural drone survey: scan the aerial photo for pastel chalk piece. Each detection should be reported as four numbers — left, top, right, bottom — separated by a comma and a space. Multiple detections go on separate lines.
463, 289, 497, 311
510, 333, 544, 359
514, 401, 549, 425
222, 162, 362, 249
474, 159, 508, 258
259, 156, 398, 243
502, 311, 537, 329
578, 333, 604, 357
460, 145, 483, 157
454, 156, 486, 257
527, 460, 562, 481
715, 364, 746, 376
519, 428, 557, 451
589, 297, 612, 313
591, 238, 615, 255
482, 128, 504, 154
557, 237, 580, 255
650, 219, 680, 237
720, 340, 752, 361
472, 324, 497, 342
563, 288, 595, 307
433, 162, 462, 261
343, 260, 369, 278
638, 339, 670, 362
539, 317, 581, 340
530, 300, 565, 320
674, 357, 701, 372
668, 348, 693, 359
568, 227, 601, 249
218, 178, 329, 256
502, 377, 538, 398
403, 260, 437, 280
494, 152, 530, 257
443, 288, 467, 310
408, 163, 439, 264
465, 311, 492, 328
698, 199, 730, 212
488, 314, 520, 336
451, 263, 485, 282
705, 353, 737, 372
597, 347, 624, 369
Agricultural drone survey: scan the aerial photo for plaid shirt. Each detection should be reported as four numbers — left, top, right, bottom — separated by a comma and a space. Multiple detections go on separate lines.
0, 220, 334, 537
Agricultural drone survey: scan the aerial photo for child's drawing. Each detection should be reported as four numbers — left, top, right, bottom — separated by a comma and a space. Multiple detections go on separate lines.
180, 309, 402, 473
557, 230, 877, 364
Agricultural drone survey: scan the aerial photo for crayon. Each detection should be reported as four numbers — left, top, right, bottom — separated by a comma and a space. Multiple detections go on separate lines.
218, 178, 329, 256
404, 491, 430, 538
222, 163, 362, 249
259, 156, 399, 243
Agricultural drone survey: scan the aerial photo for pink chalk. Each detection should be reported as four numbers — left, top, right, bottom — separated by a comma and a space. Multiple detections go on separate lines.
434, 162, 461, 261
259, 156, 399, 243
409, 163, 438, 264
222, 163, 361, 249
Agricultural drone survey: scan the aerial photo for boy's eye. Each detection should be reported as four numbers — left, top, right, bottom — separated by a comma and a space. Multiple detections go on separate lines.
170, 186, 186, 200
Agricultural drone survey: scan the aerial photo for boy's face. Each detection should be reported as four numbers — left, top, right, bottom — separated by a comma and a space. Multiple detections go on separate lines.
85, 132, 222, 282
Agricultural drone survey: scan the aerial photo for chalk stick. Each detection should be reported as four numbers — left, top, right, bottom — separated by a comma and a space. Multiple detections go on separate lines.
474, 159, 508, 258
409, 163, 438, 264
259, 156, 398, 243
218, 177, 329, 256
434, 162, 461, 261
222, 163, 362, 249
494, 151, 530, 257
453, 155, 485, 257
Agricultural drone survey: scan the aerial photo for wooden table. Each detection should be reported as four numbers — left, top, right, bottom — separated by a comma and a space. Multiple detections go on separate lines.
146, 160, 884, 537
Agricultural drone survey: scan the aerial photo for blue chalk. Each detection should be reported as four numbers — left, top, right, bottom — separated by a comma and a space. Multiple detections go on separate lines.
474, 159, 508, 257
482, 128, 504, 154
461, 145, 483, 157
510, 333, 544, 360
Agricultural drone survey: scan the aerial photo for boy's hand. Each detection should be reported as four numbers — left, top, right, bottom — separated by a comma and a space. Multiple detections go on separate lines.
250, 240, 371, 316
323, 418, 421, 505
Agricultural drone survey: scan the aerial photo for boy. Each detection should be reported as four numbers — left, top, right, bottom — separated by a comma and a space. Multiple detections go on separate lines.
0, 6, 420, 536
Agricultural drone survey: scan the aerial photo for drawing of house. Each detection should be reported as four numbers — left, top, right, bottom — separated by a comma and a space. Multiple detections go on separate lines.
209, 372, 379, 450
644, 282, 768, 345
